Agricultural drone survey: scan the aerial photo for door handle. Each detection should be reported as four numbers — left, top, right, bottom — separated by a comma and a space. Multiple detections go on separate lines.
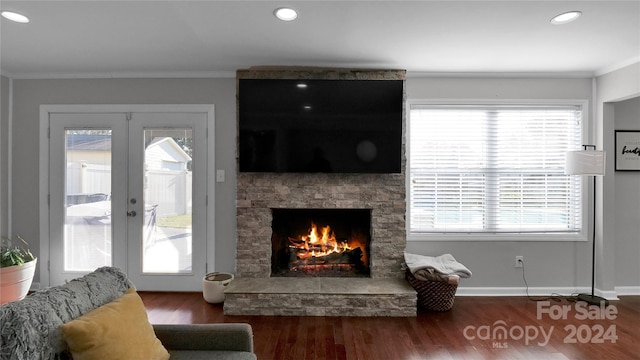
127, 210, 137, 217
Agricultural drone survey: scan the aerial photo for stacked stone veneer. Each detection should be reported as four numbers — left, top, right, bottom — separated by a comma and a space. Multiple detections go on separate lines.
236, 173, 406, 279
226, 292, 416, 317
235, 67, 407, 280
223, 278, 416, 316
228, 68, 414, 316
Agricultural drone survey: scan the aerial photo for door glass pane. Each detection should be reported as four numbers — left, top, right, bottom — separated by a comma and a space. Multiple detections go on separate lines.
142, 129, 193, 274
64, 130, 112, 271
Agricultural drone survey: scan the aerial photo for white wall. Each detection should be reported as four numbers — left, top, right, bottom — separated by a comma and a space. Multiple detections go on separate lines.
0, 75, 9, 238
11, 78, 237, 283
405, 77, 596, 292
613, 97, 640, 287
8, 73, 639, 294
596, 62, 640, 295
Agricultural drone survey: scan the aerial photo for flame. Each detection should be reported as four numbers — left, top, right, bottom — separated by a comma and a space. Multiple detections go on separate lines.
289, 222, 367, 261
290, 222, 353, 259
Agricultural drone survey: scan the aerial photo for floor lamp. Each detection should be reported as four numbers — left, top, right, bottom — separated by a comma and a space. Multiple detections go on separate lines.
565, 145, 609, 306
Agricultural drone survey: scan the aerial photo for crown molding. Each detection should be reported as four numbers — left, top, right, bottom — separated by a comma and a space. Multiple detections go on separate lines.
406, 71, 595, 79
1, 71, 237, 80
4, 66, 636, 80
594, 57, 640, 77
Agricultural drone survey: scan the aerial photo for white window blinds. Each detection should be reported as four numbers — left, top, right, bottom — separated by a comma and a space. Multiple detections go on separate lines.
408, 104, 583, 235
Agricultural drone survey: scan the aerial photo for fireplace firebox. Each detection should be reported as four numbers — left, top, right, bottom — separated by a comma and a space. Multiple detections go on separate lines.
271, 208, 371, 277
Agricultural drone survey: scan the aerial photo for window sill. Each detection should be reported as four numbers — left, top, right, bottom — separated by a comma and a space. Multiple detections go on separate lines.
407, 232, 588, 242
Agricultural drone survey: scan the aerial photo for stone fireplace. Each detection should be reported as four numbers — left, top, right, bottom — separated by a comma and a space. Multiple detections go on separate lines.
223, 68, 416, 316
234, 172, 407, 279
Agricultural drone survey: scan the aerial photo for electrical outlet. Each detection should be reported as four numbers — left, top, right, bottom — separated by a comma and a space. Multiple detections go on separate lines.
515, 256, 524, 268
216, 169, 225, 182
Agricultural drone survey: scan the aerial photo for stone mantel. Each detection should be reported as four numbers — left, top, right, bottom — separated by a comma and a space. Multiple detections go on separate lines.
237, 66, 406, 81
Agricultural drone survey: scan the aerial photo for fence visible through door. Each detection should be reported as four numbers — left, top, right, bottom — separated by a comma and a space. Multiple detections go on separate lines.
46, 106, 211, 291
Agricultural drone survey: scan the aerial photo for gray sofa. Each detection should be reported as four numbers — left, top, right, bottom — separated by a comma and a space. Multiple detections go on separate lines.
0, 267, 256, 360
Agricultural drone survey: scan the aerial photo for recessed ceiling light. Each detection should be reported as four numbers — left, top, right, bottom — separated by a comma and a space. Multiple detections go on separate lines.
296, 83, 308, 89
274, 7, 298, 21
551, 11, 582, 25
1, 10, 30, 23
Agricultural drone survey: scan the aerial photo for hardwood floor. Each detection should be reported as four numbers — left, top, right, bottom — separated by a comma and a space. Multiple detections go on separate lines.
139, 292, 640, 360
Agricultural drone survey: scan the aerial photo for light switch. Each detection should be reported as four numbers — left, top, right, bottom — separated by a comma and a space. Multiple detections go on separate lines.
216, 169, 225, 182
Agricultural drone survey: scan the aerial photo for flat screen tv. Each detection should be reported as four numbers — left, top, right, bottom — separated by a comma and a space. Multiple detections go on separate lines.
238, 79, 403, 173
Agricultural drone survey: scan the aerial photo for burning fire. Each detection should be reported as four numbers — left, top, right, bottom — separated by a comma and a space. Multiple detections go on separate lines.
281, 220, 369, 276
289, 222, 353, 259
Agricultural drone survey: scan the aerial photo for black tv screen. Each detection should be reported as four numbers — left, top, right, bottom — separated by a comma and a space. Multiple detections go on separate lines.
238, 79, 403, 173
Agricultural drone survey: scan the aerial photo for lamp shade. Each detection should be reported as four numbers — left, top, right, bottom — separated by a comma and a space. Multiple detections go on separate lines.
565, 150, 606, 175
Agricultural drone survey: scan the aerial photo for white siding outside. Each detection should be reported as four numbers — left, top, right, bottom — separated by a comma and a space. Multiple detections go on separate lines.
66, 162, 111, 196
146, 137, 191, 171
145, 169, 192, 216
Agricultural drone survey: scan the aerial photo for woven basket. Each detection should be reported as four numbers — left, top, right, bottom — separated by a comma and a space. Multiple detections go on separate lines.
406, 269, 458, 311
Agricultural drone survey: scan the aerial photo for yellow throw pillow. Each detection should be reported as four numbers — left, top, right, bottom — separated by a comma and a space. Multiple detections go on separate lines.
61, 288, 169, 360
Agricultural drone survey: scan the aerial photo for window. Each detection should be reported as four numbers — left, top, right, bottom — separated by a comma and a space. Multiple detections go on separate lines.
408, 101, 585, 241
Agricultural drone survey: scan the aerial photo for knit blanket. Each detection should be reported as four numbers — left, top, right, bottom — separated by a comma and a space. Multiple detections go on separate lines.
0, 267, 131, 360
404, 253, 472, 284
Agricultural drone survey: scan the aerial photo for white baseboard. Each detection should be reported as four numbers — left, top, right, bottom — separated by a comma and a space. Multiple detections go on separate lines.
456, 286, 626, 300
614, 286, 640, 296
30, 282, 638, 298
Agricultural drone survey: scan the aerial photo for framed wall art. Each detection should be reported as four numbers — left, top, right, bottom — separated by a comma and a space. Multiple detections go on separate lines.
615, 130, 640, 171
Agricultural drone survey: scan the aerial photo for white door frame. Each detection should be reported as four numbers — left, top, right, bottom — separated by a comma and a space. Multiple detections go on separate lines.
39, 104, 216, 289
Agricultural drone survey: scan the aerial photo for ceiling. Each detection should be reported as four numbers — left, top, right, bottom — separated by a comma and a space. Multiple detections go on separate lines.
1, 1, 639, 78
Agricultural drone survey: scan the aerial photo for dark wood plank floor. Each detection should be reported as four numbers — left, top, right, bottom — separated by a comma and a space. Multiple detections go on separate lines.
139, 292, 640, 360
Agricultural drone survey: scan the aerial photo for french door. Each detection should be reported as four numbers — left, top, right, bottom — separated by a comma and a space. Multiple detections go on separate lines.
47, 106, 210, 290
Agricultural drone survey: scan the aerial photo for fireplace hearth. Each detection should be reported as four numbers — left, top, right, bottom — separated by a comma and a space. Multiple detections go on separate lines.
271, 209, 371, 277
